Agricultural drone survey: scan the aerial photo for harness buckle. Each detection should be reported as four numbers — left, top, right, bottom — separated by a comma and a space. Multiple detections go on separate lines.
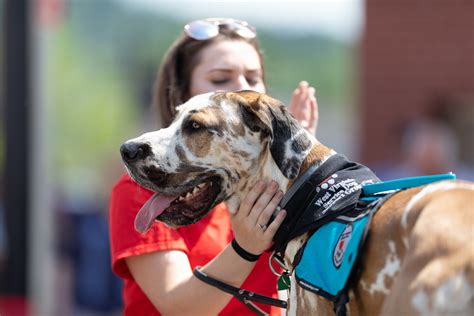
269, 251, 289, 277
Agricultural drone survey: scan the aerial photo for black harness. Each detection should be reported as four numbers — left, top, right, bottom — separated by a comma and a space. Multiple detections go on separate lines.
273, 154, 380, 256
272, 154, 381, 315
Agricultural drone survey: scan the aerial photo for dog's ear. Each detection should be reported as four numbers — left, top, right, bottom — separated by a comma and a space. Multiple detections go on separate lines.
235, 90, 272, 137
235, 91, 312, 179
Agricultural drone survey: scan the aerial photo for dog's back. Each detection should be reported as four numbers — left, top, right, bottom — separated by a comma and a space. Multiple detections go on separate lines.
382, 180, 473, 315
352, 180, 474, 316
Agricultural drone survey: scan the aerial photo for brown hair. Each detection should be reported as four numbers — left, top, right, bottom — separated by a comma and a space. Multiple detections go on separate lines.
153, 27, 265, 128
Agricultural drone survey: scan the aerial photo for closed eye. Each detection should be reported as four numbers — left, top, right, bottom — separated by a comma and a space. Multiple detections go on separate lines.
211, 79, 230, 85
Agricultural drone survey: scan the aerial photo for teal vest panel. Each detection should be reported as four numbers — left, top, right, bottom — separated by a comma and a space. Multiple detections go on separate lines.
294, 215, 370, 300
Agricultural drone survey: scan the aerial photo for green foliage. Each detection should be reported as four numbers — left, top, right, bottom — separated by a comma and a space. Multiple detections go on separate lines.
47, 26, 137, 173
259, 33, 353, 105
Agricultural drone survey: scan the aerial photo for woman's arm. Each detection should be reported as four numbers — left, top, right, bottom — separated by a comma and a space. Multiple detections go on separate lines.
288, 81, 319, 135
127, 246, 253, 316
126, 180, 286, 316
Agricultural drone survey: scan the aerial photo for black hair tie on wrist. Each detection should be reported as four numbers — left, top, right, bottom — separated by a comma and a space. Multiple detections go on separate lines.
231, 238, 261, 262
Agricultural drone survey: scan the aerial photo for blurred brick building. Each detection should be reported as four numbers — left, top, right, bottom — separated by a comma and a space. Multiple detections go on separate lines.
359, 0, 474, 167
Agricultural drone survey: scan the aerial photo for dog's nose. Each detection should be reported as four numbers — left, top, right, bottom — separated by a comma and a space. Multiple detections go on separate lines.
120, 142, 151, 163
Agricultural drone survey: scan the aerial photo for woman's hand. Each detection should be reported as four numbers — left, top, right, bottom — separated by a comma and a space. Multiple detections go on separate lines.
230, 180, 287, 256
127, 181, 286, 315
288, 81, 319, 135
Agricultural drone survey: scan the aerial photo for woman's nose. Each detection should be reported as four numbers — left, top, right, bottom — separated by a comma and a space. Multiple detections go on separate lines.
233, 76, 251, 91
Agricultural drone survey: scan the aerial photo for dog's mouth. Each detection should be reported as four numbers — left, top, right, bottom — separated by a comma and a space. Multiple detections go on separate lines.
134, 176, 222, 232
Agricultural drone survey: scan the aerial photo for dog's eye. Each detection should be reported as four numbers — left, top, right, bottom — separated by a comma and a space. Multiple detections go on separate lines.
184, 119, 208, 134
184, 120, 205, 133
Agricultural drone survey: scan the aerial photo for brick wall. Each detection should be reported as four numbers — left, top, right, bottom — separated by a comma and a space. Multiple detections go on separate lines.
359, 0, 474, 165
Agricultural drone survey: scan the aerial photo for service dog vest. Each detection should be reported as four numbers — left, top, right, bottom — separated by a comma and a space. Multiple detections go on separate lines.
272, 154, 456, 315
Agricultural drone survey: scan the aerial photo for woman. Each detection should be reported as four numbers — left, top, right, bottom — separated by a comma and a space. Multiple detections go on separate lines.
109, 18, 318, 315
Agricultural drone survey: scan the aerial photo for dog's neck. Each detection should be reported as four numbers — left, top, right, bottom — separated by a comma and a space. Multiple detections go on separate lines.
288, 142, 335, 189
263, 132, 335, 196
225, 134, 334, 214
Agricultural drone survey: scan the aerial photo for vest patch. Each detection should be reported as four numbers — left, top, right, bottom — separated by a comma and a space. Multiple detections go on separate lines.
333, 223, 353, 268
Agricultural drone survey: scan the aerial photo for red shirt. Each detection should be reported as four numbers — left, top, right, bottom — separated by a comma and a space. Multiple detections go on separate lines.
109, 173, 281, 315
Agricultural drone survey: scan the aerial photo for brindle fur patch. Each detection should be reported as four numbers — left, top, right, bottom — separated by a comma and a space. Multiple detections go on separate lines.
298, 144, 333, 174
175, 144, 189, 164
230, 121, 245, 137
185, 130, 212, 157
182, 105, 229, 157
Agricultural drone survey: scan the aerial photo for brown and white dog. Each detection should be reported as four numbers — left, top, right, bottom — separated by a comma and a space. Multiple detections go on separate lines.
120, 90, 474, 315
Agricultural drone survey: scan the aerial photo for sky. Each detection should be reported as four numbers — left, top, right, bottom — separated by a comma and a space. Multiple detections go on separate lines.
117, 0, 364, 42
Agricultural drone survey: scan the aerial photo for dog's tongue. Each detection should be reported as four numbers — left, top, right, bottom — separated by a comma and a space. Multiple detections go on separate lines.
134, 193, 177, 233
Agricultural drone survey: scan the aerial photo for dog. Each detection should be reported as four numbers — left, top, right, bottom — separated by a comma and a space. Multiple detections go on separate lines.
121, 90, 474, 315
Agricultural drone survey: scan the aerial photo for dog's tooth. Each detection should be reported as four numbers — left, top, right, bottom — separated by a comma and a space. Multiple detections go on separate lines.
186, 192, 193, 199
178, 196, 185, 202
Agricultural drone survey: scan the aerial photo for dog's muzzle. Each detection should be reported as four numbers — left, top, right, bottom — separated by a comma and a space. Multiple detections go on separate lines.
120, 141, 169, 189
120, 142, 152, 163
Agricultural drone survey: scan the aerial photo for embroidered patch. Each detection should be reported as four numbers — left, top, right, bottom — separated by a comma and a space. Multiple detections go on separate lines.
314, 175, 362, 215
333, 224, 353, 268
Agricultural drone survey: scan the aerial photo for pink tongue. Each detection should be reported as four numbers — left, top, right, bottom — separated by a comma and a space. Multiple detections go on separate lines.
134, 193, 178, 233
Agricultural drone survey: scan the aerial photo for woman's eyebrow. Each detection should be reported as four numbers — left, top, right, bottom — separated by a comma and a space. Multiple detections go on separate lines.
208, 68, 233, 73
208, 68, 262, 74
245, 69, 262, 74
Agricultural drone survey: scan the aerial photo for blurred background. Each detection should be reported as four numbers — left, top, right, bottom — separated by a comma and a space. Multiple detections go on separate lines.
0, 0, 473, 315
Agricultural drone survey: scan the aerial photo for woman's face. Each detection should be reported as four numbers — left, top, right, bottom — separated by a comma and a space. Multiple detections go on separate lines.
189, 40, 266, 97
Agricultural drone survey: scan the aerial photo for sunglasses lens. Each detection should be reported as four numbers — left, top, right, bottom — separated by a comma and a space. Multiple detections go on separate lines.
184, 18, 257, 40
184, 20, 219, 40
232, 24, 256, 39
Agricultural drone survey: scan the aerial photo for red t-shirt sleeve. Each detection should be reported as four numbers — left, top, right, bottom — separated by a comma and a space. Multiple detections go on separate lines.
109, 173, 189, 279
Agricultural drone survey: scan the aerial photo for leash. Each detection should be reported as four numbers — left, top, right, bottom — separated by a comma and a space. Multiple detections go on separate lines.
193, 266, 287, 315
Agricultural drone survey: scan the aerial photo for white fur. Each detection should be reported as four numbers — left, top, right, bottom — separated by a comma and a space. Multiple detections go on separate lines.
412, 290, 430, 316
402, 181, 474, 229
434, 272, 473, 313
288, 273, 298, 316
411, 272, 473, 316
362, 241, 400, 295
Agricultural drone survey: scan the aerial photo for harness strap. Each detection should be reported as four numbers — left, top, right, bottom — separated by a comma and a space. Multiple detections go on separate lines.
333, 292, 349, 316
193, 266, 288, 315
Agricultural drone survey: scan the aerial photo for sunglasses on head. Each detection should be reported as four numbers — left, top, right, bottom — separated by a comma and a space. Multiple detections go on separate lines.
184, 18, 257, 40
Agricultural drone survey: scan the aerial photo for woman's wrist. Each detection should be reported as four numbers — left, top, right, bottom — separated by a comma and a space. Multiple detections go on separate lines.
231, 238, 261, 262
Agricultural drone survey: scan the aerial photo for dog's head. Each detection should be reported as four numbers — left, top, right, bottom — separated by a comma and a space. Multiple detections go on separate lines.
121, 91, 315, 231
